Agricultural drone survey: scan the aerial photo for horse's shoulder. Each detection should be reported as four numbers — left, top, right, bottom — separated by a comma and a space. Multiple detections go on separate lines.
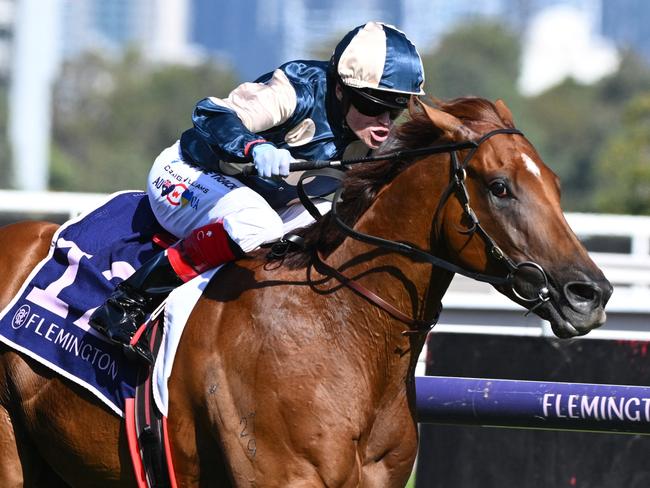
242, 252, 308, 281
200, 255, 306, 304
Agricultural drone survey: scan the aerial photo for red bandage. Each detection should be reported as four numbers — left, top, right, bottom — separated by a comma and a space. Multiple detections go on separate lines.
244, 138, 268, 157
167, 221, 239, 282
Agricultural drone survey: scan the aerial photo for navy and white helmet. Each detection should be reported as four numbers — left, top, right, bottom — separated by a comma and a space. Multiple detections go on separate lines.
331, 21, 425, 110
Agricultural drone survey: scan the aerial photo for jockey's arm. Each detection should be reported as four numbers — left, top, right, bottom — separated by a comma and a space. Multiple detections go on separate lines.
189, 69, 300, 162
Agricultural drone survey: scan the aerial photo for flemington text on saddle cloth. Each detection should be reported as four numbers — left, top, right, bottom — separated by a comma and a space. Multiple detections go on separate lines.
0, 191, 166, 415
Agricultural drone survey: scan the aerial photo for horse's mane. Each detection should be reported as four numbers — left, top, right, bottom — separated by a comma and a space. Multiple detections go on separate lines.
282, 96, 512, 267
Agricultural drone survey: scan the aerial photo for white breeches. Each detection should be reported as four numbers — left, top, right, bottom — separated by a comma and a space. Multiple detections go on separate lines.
146, 141, 331, 253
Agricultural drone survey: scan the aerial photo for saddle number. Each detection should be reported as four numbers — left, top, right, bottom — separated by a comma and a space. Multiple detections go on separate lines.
25, 238, 135, 329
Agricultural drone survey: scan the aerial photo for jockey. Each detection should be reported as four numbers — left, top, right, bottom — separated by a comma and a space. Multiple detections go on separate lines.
89, 21, 425, 363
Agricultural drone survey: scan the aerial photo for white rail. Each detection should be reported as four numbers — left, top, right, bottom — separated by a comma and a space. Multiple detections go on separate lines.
444, 212, 650, 315
0, 190, 109, 220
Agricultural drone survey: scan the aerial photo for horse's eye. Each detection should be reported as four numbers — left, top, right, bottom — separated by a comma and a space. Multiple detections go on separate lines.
489, 181, 509, 198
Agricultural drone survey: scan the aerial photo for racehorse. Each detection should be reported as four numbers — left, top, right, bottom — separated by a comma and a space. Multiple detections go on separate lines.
0, 97, 611, 487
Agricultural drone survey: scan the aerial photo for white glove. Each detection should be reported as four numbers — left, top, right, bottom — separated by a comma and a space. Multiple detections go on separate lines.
251, 143, 293, 178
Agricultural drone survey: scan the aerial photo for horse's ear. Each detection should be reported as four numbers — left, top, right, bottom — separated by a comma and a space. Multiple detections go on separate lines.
413, 97, 474, 140
495, 99, 515, 127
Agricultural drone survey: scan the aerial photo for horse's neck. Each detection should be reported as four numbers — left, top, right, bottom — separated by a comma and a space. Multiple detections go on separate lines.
329, 154, 449, 289
323, 157, 452, 375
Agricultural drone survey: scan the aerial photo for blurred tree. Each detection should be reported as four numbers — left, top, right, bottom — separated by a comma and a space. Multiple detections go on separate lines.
420, 21, 522, 108
525, 79, 608, 211
307, 33, 340, 62
48, 21, 647, 213
525, 51, 650, 212
50, 49, 238, 192
597, 50, 650, 107
417, 20, 552, 175
415, 20, 650, 213
593, 93, 650, 214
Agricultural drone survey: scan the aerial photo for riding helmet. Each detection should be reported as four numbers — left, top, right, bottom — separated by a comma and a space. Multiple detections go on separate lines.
331, 21, 425, 110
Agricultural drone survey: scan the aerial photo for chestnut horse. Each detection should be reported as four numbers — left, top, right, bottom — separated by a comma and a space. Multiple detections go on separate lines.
0, 98, 611, 487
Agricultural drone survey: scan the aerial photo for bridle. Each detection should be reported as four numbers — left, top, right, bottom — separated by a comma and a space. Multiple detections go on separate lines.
289, 128, 551, 331
427, 128, 551, 312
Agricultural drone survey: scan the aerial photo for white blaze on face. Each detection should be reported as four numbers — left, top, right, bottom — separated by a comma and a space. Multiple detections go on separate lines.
521, 153, 541, 178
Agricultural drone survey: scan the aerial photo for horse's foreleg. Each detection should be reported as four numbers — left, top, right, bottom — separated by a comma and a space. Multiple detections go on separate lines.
0, 403, 24, 487
358, 402, 419, 488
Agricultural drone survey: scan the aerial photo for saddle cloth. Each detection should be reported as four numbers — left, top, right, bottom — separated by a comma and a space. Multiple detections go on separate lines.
0, 191, 214, 416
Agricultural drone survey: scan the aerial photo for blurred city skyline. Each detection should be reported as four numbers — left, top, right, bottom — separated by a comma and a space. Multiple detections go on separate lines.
0, 0, 641, 88
4, 0, 650, 191
51, 0, 644, 91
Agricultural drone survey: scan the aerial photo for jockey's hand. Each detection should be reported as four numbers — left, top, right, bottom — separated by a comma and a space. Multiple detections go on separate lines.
252, 143, 293, 178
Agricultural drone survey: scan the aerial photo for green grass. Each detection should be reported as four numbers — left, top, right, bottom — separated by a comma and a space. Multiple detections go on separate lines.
406, 472, 415, 488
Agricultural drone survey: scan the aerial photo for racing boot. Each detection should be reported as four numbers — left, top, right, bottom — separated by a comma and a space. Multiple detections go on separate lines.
89, 221, 243, 364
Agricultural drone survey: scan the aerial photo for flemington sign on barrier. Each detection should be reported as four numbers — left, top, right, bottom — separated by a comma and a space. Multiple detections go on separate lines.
415, 376, 650, 435
416, 334, 650, 486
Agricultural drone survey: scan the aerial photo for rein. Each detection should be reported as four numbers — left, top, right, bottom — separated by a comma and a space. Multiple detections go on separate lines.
289, 128, 551, 332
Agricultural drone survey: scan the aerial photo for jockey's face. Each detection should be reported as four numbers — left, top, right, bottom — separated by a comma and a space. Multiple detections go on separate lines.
336, 84, 397, 149
346, 104, 393, 149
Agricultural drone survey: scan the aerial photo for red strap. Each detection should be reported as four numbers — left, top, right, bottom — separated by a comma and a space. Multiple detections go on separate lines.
166, 246, 197, 282
152, 232, 178, 250
125, 398, 148, 488
162, 417, 179, 488
129, 321, 149, 347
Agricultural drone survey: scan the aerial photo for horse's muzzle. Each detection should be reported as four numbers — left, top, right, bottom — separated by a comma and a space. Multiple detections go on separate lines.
551, 278, 613, 336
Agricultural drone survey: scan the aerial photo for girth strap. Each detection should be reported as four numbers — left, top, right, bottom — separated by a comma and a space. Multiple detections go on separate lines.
126, 310, 179, 488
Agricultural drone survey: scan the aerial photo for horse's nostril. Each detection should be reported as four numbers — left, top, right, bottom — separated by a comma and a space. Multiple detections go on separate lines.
569, 283, 597, 301
563, 281, 603, 311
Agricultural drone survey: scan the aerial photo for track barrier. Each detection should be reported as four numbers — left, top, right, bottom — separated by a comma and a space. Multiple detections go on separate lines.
416, 375, 650, 434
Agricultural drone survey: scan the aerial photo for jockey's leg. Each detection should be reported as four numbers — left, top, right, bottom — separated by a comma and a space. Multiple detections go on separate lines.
89, 141, 283, 363
89, 221, 245, 363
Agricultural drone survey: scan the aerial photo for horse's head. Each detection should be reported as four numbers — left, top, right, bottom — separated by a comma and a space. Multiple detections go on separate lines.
414, 97, 612, 338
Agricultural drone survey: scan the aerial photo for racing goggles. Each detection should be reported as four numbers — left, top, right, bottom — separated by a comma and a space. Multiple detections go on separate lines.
347, 87, 408, 120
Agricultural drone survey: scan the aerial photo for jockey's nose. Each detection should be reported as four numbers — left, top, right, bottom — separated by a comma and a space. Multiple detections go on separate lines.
378, 111, 391, 125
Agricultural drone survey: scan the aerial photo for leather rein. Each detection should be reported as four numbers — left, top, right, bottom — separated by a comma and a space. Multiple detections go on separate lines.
282, 128, 551, 333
